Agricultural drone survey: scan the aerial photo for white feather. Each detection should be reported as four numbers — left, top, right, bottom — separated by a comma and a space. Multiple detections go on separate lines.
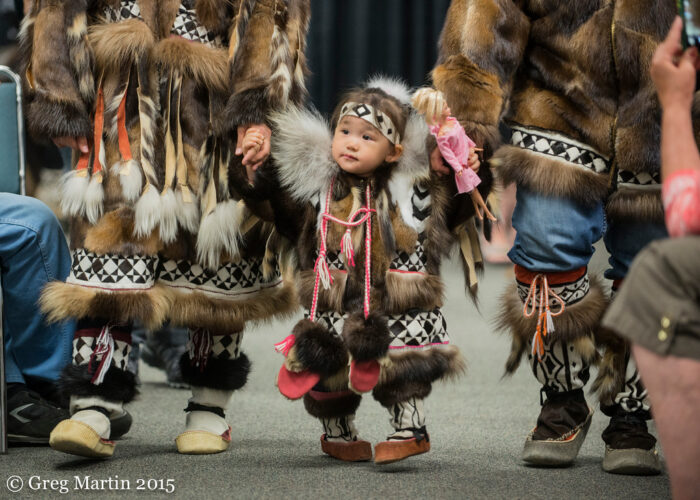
175, 189, 200, 234
60, 170, 89, 218
133, 184, 161, 238
110, 160, 143, 203
365, 75, 413, 105
84, 175, 105, 225
159, 188, 178, 243
196, 199, 244, 270
270, 106, 336, 202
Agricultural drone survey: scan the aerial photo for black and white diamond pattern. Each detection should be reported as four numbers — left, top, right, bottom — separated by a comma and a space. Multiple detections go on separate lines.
617, 170, 661, 188
510, 126, 610, 175
72, 336, 131, 371
67, 249, 157, 290
104, 0, 142, 22
157, 258, 282, 297
170, 0, 222, 48
615, 355, 650, 413
306, 308, 449, 350
325, 251, 345, 271
412, 183, 431, 234
389, 240, 427, 272
529, 338, 587, 393
517, 274, 590, 308
210, 333, 243, 360
388, 308, 449, 349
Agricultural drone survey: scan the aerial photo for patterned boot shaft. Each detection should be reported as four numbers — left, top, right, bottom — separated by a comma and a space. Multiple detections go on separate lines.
321, 415, 359, 443
386, 397, 427, 440
72, 320, 132, 375
180, 329, 251, 391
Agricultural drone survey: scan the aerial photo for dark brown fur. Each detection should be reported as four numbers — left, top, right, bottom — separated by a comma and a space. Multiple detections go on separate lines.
342, 311, 391, 362
293, 319, 349, 377
303, 391, 361, 419
383, 272, 444, 315
606, 188, 664, 225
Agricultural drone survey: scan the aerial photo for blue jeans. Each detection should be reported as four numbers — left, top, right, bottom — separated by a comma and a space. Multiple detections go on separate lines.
509, 188, 667, 276
0, 194, 74, 384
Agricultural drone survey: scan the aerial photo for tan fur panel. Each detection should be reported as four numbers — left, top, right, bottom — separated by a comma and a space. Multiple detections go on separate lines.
297, 269, 347, 311
156, 0, 182, 39
383, 272, 444, 315
152, 37, 228, 92
231, 0, 276, 94
89, 19, 154, 74
136, 0, 159, 32
83, 208, 160, 256
591, 330, 629, 405
195, 0, 230, 33
606, 187, 664, 225
497, 275, 609, 346
326, 193, 354, 248
40, 281, 173, 331
492, 145, 610, 205
390, 208, 417, 253
167, 279, 298, 330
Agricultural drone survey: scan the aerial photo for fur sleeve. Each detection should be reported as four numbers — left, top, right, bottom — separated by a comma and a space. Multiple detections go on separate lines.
20, 0, 94, 140
432, 0, 529, 155
224, 0, 310, 129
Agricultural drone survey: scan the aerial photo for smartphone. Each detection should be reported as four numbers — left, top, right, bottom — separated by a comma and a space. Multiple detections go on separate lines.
678, 0, 700, 48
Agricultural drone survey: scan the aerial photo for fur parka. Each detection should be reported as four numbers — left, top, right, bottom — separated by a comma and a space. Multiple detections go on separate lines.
26, 0, 309, 331
433, 0, 693, 225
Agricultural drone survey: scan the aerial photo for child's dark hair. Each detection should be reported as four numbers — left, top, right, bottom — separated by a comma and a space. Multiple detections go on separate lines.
331, 87, 408, 145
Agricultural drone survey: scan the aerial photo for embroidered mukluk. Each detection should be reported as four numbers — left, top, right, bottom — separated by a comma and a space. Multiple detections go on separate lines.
22, 0, 309, 457
242, 79, 491, 461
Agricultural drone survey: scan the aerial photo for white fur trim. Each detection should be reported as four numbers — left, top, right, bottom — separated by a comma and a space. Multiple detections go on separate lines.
60, 170, 89, 217
270, 106, 336, 202
365, 75, 413, 105
396, 112, 430, 179
196, 199, 244, 270
84, 175, 105, 225
133, 183, 161, 238
175, 189, 200, 234
111, 160, 143, 203
388, 171, 420, 231
159, 188, 178, 243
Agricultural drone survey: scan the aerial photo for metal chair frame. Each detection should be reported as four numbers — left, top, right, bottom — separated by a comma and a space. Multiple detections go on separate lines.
0, 65, 27, 454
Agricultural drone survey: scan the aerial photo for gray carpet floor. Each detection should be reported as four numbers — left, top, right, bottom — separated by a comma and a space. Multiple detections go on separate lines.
2, 250, 671, 499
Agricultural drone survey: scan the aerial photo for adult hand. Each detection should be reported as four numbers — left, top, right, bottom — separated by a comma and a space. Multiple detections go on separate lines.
651, 16, 700, 112
52, 136, 89, 153
235, 124, 271, 174
430, 146, 450, 176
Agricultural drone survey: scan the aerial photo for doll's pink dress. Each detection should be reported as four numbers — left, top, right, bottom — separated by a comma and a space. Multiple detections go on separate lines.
430, 117, 480, 194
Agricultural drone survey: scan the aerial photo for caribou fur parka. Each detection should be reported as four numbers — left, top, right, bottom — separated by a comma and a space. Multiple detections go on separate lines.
432, 0, 696, 404
243, 80, 493, 414
21, 0, 309, 336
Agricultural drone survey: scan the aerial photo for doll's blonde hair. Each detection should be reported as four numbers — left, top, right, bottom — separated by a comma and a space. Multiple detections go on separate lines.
411, 87, 447, 125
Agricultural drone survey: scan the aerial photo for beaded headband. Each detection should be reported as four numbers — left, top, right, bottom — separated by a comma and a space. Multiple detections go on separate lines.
338, 102, 400, 144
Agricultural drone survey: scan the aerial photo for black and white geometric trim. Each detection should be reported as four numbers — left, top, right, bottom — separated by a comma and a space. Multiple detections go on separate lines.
67, 249, 157, 290
389, 240, 427, 273
210, 333, 243, 360
516, 274, 590, 308
170, 0, 223, 48
510, 125, 610, 175
529, 338, 588, 393
412, 183, 431, 234
616, 170, 661, 190
307, 308, 449, 350
73, 336, 131, 371
157, 257, 282, 298
104, 0, 142, 23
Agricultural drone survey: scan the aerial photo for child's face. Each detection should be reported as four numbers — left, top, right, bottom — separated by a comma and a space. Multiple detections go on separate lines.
331, 116, 401, 177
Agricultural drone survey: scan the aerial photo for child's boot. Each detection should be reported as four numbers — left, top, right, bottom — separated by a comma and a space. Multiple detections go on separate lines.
374, 397, 430, 465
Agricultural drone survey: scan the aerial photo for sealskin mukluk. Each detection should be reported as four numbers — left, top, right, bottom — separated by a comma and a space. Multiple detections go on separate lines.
21, 0, 309, 457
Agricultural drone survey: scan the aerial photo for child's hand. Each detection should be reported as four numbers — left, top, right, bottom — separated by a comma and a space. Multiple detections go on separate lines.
430, 146, 451, 176
467, 147, 481, 173
235, 124, 271, 174
651, 17, 700, 112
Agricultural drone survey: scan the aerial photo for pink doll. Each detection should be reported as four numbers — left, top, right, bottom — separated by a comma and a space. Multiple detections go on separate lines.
412, 88, 496, 221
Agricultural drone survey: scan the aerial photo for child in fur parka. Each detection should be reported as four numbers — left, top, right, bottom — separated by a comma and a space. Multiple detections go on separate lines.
245, 78, 490, 465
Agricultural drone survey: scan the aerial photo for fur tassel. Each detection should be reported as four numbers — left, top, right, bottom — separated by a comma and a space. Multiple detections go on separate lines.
175, 189, 200, 234
270, 106, 335, 202
59, 364, 138, 404
84, 175, 105, 225
133, 183, 161, 238
196, 199, 244, 270
266, 1, 292, 109
159, 188, 179, 243
179, 352, 251, 391
293, 319, 349, 377
60, 170, 89, 217
111, 160, 142, 202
